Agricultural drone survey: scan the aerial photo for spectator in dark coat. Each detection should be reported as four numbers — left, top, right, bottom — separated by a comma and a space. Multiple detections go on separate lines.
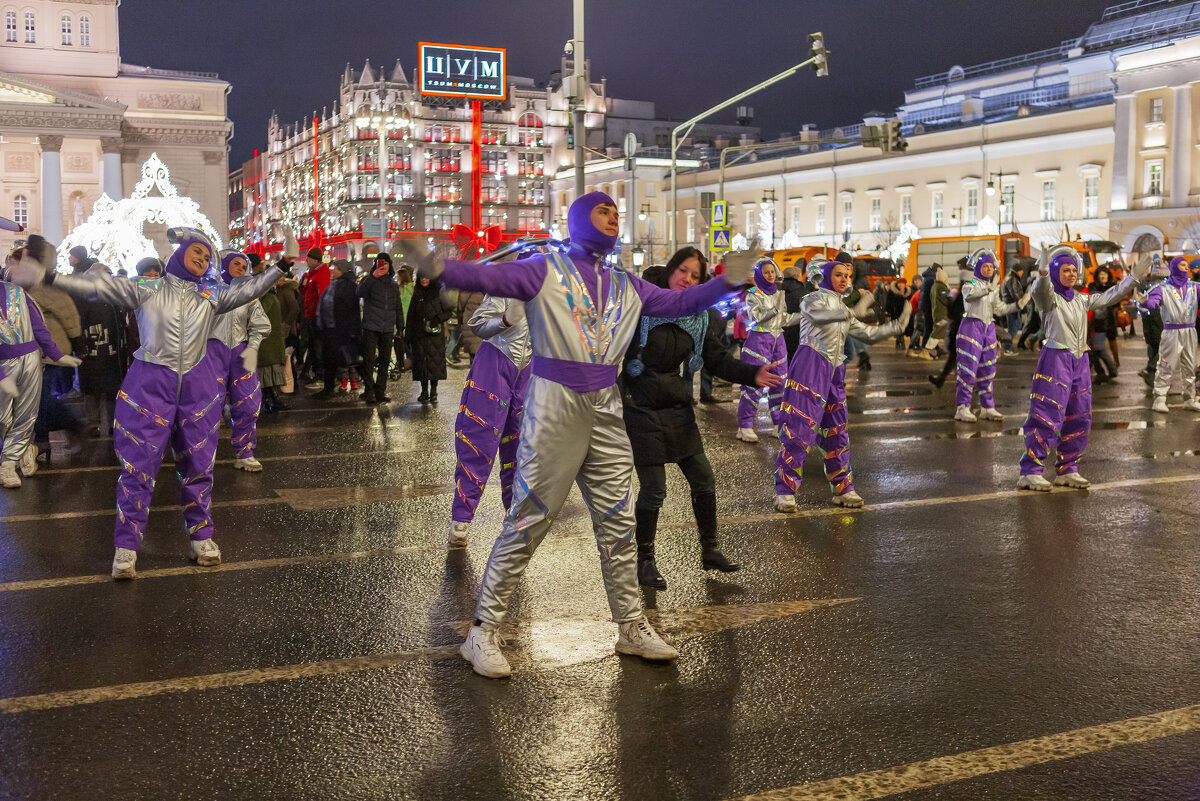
780, 262, 815, 361
910, 263, 939, 355
76, 262, 130, 435
253, 259, 290, 412
355, 252, 405, 404
405, 275, 452, 404
313, 260, 361, 399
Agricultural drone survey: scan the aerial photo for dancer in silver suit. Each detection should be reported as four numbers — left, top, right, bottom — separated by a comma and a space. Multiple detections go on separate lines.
400, 191, 756, 678
1146, 256, 1200, 413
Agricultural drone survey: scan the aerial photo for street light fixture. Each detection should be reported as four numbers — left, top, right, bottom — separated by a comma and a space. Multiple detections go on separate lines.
639, 203, 650, 221
670, 34, 830, 251
985, 169, 1007, 197
760, 189, 776, 210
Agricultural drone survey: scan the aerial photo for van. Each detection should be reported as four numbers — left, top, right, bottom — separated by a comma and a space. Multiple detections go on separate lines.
903, 233, 1030, 287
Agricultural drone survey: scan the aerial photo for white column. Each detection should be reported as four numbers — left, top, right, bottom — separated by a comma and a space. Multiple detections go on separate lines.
1109, 96, 1135, 212
1170, 85, 1192, 209
100, 137, 123, 199
39, 135, 64, 242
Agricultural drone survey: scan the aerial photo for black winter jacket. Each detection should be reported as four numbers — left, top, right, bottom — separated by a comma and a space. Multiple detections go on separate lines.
621, 309, 760, 465
357, 272, 404, 334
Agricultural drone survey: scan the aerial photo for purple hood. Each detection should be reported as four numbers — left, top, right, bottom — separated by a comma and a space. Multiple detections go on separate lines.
1168, 256, 1189, 288
219, 250, 249, 285
1046, 248, 1079, 302
567, 191, 618, 257
970, 250, 997, 280
753, 260, 777, 294
165, 227, 216, 284
820, 259, 850, 293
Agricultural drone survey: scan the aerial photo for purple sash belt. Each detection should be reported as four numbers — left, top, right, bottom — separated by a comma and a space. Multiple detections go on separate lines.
530, 355, 617, 393
0, 341, 38, 361
1162, 323, 1196, 331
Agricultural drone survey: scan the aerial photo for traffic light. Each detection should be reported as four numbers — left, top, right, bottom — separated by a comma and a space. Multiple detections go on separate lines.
882, 119, 907, 153
808, 32, 829, 77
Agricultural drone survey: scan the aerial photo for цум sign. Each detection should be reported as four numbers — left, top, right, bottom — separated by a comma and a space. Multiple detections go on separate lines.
419, 43, 507, 100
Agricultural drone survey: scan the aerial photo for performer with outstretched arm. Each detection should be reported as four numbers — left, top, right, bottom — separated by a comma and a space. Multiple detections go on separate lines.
400, 191, 755, 678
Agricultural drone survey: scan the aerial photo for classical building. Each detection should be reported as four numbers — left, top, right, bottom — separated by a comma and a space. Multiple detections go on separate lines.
661, 0, 1199, 264
231, 53, 753, 260
0, 0, 231, 254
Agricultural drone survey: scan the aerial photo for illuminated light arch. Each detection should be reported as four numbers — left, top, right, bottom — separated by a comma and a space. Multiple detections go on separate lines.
56, 152, 224, 272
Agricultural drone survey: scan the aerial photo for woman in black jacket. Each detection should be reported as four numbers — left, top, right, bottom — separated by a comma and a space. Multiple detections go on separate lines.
404, 275, 452, 403
623, 248, 782, 589
356, 253, 404, 404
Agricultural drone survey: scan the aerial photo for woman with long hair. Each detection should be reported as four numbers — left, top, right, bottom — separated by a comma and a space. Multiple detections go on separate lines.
404, 275, 451, 404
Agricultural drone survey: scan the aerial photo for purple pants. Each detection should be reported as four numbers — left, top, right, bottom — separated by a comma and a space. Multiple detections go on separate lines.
738, 331, 787, 429
955, 317, 998, 408
775, 348, 853, 496
452, 342, 530, 523
113, 359, 223, 550
1020, 348, 1091, 476
209, 340, 262, 459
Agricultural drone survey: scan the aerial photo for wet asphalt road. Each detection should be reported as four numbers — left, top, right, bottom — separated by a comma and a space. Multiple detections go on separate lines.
0, 343, 1197, 801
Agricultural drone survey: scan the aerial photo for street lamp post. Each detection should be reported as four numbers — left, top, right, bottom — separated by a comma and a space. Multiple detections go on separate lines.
670, 32, 829, 252
355, 85, 411, 256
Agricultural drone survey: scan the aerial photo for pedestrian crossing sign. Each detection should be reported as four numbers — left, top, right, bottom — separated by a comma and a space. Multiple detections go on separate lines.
710, 226, 732, 252
711, 201, 727, 227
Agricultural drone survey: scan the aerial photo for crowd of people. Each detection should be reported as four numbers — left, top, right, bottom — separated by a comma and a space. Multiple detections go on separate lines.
1, 193, 1197, 678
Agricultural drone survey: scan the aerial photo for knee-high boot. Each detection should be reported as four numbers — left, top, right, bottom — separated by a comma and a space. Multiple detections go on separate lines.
635, 506, 666, 589
694, 492, 739, 572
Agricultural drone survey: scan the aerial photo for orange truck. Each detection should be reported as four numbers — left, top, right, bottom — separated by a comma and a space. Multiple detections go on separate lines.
1056, 239, 1125, 281
761, 245, 900, 289
902, 233, 1030, 286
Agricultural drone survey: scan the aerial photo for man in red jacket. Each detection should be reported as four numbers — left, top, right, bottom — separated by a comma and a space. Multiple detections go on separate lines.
297, 248, 329, 386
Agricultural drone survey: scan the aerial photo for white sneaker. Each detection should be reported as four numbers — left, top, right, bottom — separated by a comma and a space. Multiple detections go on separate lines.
234, 456, 263, 472
448, 521, 469, 549
1151, 396, 1169, 414
1053, 473, 1090, 489
832, 490, 864, 508
0, 462, 21, 489
111, 547, 137, 579
1182, 398, 1200, 412
460, 623, 512, 678
1016, 474, 1053, 492
977, 407, 1004, 421
189, 538, 222, 567
736, 427, 759, 443
954, 405, 978, 422
19, 443, 38, 476
615, 616, 679, 661
774, 494, 797, 513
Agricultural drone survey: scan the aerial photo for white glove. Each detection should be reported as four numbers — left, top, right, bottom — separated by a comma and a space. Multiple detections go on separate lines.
502, 300, 525, 328
850, 291, 875, 320
1038, 249, 1050, 277
1017, 289, 1033, 310
896, 302, 912, 331
720, 238, 761, 286
241, 347, 258, 374
396, 239, 445, 280
1132, 252, 1152, 283
53, 355, 82, 368
0, 375, 16, 398
8, 251, 48, 289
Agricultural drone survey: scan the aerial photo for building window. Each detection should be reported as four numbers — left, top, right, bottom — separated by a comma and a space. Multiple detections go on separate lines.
686, 212, 695, 243
60, 14, 70, 45
815, 202, 826, 235
1083, 175, 1099, 218
517, 112, 544, 147
13, 194, 28, 229
1000, 185, 1015, 224
517, 152, 543, 176
427, 209, 459, 231
1040, 180, 1056, 221
79, 14, 89, 46
966, 187, 978, 225
841, 199, 853, 238
423, 125, 461, 144
517, 209, 544, 231
24, 11, 34, 43
901, 194, 911, 224
481, 175, 507, 204
1149, 97, 1164, 123
744, 206, 754, 236
869, 197, 881, 232
932, 191, 943, 227
1145, 159, 1163, 198
481, 150, 506, 175
790, 205, 801, 233
5, 11, 16, 42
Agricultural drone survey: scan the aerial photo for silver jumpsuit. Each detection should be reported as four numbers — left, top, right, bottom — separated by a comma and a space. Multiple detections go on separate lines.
1151, 282, 1198, 402
0, 283, 47, 466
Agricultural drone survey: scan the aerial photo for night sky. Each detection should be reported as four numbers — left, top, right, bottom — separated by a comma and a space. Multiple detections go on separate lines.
118, 0, 1120, 166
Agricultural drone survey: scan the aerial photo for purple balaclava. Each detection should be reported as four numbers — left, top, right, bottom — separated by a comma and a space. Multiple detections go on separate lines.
1046, 247, 1079, 301
820, 258, 850, 293
567, 191, 618, 256
219, 250, 249, 285
165, 227, 216, 284
1167, 256, 1189, 288
970, 250, 997, 280
753, 259, 778, 294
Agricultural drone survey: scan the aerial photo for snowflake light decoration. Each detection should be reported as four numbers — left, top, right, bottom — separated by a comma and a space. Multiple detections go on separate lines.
885, 220, 921, 266
56, 153, 224, 273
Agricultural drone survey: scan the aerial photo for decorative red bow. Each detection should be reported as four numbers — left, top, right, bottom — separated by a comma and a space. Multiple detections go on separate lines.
451, 224, 503, 256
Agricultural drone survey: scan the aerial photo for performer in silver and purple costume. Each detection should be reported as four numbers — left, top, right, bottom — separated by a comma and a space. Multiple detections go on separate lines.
209, 250, 272, 472
1017, 246, 1146, 491
448, 293, 531, 548
1145, 256, 1200, 414
401, 191, 754, 678
952, 249, 1028, 422
774, 256, 910, 513
735, 258, 796, 443
9, 231, 280, 578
